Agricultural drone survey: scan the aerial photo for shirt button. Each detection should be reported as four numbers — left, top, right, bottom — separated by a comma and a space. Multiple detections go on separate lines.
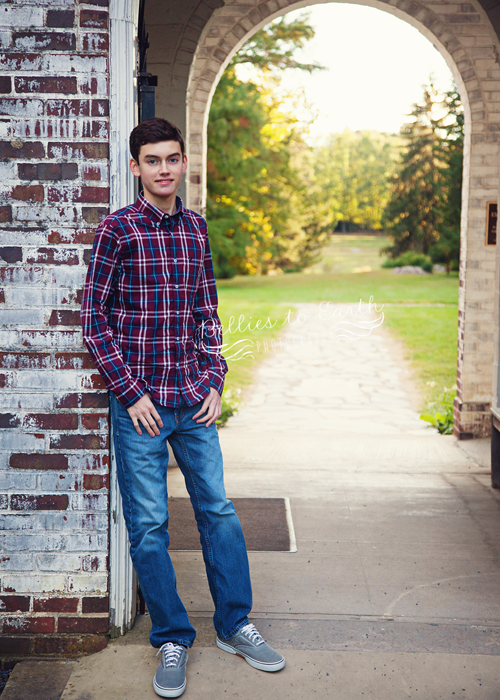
176, 336, 180, 340
155, 222, 159, 227
173, 258, 177, 262
175, 284, 179, 289
176, 363, 179, 367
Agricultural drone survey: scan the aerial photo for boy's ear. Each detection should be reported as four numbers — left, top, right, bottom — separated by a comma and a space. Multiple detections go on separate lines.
129, 158, 140, 178
182, 154, 188, 174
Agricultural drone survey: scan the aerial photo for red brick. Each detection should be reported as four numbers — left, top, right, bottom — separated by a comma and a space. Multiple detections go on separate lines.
11, 185, 44, 203
0, 247, 22, 264
50, 434, 108, 450
83, 473, 109, 490
0, 596, 30, 613
33, 634, 107, 656
13, 32, 76, 52
10, 494, 69, 511
22, 414, 78, 431
81, 33, 109, 52
49, 310, 81, 327
15, 77, 77, 95
10, 453, 69, 471
82, 120, 109, 139
48, 186, 109, 204
26, 248, 79, 265
81, 413, 108, 430
0, 413, 20, 428
80, 9, 108, 29
91, 99, 109, 117
55, 392, 109, 409
0, 494, 7, 509
58, 616, 109, 634
55, 352, 95, 370
33, 597, 78, 613
47, 10, 75, 28
19, 163, 79, 181
48, 228, 95, 244
48, 142, 108, 159
0, 637, 31, 655
3, 616, 55, 634
0, 141, 45, 159
0, 373, 15, 388
82, 207, 109, 224
0, 206, 12, 223
81, 165, 103, 182
46, 99, 90, 117
82, 596, 108, 614
81, 374, 106, 390
0, 289, 4, 303
76, 289, 84, 304
0, 54, 42, 72
0, 352, 50, 369
0, 76, 11, 94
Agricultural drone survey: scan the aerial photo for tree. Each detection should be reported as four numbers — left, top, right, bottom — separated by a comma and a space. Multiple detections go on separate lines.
383, 81, 463, 270
206, 14, 324, 278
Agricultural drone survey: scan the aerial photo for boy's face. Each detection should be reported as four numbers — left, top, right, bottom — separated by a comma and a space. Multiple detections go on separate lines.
129, 140, 187, 202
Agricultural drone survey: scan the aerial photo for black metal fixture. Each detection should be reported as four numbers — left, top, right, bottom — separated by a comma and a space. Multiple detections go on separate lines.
138, 0, 157, 122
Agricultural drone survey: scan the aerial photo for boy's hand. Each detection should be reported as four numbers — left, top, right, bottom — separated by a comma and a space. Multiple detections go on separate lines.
192, 387, 221, 427
127, 393, 163, 437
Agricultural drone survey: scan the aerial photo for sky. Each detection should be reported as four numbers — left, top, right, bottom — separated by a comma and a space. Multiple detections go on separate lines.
236, 3, 455, 142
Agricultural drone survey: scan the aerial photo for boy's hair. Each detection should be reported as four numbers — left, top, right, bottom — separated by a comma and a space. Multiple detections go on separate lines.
129, 117, 185, 162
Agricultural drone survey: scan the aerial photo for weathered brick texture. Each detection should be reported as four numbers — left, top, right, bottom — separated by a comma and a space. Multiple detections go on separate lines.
0, 0, 110, 662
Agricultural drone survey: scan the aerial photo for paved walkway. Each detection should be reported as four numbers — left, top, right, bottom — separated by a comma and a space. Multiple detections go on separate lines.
9, 304, 500, 699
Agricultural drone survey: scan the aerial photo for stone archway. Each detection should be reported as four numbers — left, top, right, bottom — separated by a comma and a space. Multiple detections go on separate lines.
178, 0, 500, 440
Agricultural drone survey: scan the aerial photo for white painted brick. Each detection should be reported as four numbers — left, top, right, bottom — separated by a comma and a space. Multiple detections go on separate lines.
10, 288, 72, 307
20, 330, 82, 348
38, 473, 81, 491
1, 511, 107, 532
69, 493, 108, 511
0, 393, 53, 410
0, 266, 44, 284
0, 472, 37, 490
66, 574, 107, 593
0, 6, 44, 28
0, 553, 33, 571
0, 431, 45, 451
0, 515, 33, 532
0, 309, 45, 325
64, 533, 107, 551
42, 54, 108, 74
15, 205, 78, 225
49, 268, 87, 287
0, 163, 16, 180
0, 230, 47, 245
16, 370, 81, 391
0, 331, 19, 348
37, 553, 81, 572
1, 574, 66, 593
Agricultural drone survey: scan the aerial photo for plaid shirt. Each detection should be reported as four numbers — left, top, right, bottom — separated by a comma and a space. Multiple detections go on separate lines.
81, 193, 227, 409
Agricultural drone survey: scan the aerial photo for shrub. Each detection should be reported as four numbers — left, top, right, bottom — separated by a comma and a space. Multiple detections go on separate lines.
420, 384, 457, 434
382, 251, 433, 272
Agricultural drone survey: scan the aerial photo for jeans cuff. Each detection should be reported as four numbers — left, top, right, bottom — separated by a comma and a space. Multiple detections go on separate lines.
155, 639, 193, 649
221, 618, 250, 641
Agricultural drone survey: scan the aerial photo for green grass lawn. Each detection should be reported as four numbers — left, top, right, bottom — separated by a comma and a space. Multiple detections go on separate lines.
217, 256, 459, 415
306, 233, 390, 274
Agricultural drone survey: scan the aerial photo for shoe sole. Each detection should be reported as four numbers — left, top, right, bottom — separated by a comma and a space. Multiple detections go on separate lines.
216, 637, 286, 672
153, 677, 186, 698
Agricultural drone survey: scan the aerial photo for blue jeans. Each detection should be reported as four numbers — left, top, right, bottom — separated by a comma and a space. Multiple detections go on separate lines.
110, 393, 252, 648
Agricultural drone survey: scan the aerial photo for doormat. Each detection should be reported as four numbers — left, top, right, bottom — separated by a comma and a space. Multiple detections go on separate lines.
168, 497, 296, 552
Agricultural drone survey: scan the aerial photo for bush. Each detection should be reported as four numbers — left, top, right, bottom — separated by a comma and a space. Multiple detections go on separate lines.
420, 384, 456, 434
382, 251, 433, 272
216, 388, 242, 429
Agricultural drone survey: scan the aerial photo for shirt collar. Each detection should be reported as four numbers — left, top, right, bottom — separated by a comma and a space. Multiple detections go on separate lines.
135, 191, 184, 223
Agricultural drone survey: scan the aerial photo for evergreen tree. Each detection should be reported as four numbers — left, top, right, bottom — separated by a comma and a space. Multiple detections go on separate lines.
383, 82, 464, 271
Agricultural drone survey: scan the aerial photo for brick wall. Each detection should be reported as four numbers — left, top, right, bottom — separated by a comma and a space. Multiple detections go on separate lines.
0, 0, 111, 663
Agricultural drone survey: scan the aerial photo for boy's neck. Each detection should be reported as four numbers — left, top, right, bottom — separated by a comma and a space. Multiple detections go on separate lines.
143, 188, 178, 215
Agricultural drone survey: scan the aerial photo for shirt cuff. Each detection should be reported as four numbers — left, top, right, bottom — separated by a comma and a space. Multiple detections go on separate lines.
114, 377, 147, 409
208, 368, 225, 396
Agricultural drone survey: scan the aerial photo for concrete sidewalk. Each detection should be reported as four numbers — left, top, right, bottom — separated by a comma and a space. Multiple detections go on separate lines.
7, 303, 500, 699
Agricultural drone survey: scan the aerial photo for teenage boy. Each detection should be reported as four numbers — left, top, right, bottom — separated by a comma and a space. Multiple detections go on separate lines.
81, 118, 285, 698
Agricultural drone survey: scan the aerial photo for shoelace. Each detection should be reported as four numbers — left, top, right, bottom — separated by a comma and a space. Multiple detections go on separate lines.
240, 623, 265, 646
156, 642, 184, 667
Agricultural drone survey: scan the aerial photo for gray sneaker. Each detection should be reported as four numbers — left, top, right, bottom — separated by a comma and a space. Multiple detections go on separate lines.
153, 643, 188, 698
216, 622, 285, 672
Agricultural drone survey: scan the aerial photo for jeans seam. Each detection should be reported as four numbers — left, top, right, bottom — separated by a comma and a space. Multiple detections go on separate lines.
111, 400, 136, 550
177, 433, 222, 632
